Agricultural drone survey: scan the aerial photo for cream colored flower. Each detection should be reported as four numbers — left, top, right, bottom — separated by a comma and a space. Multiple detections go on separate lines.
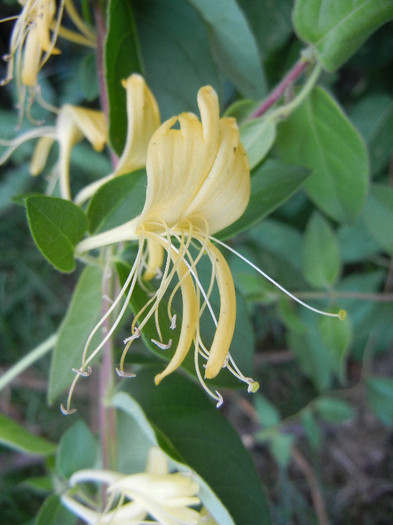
74, 74, 160, 205
62, 85, 257, 414
0, 104, 107, 200
61, 447, 202, 525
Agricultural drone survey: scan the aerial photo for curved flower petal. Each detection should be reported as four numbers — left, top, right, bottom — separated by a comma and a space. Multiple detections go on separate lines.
186, 117, 250, 234
154, 252, 199, 385
115, 74, 161, 175
141, 86, 221, 227
56, 105, 107, 199
204, 243, 236, 379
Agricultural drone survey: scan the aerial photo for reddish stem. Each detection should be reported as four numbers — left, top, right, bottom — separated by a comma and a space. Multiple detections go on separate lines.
251, 58, 309, 119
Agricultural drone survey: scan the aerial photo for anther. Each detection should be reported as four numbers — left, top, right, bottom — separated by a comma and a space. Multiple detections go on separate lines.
60, 404, 77, 415
247, 379, 260, 394
123, 327, 140, 344
72, 366, 92, 377
215, 391, 224, 408
115, 368, 136, 378
155, 267, 163, 279
170, 314, 177, 330
338, 309, 347, 321
151, 338, 172, 350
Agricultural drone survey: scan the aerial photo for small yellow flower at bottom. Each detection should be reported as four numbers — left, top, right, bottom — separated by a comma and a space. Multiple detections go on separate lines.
61, 447, 203, 525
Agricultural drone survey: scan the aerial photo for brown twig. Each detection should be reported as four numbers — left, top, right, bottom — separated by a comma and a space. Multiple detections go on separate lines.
291, 445, 330, 525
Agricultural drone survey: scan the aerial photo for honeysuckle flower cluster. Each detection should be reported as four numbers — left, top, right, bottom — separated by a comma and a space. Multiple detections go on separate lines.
62, 447, 213, 525
1, 0, 95, 97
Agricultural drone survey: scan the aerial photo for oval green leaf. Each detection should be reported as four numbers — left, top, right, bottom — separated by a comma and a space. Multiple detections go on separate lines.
277, 86, 369, 223
105, 0, 143, 155
303, 212, 341, 289
26, 196, 89, 273
0, 413, 57, 456
48, 265, 103, 403
294, 0, 393, 71
87, 170, 146, 233
186, 0, 266, 98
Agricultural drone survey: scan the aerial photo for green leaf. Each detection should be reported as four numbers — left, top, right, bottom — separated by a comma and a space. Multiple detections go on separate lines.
57, 420, 97, 478
363, 184, 393, 255
218, 160, 310, 240
0, 413, 56, 456
105, 0, 143, 155
337, 219, 380, 263
48, 265, 103, 403
22, 475, 53, 494
301, 407, 321, 449
287, 309, 334, 391
293, 0, 393, 71
240, 116, 276, 169
26, 196, 89, 273
314, 396, 354, 423
269, 431, 295, 468
237, 0, 293, 59
87, 170, 146, 233
185, 0, 266, 98
303, 212, 340, 289
80, 53, 99, 102
254, 394, 280, 428
317, 315, 352, 380
350, 94, 393, 176
36, 494, 76, 525
276, 87, 369, 223
133, 0, 219, 120
113, 370, 272, 525
366, 377, 393, 426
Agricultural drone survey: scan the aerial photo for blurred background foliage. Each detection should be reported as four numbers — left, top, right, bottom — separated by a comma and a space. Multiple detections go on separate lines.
0, 0, 393, 523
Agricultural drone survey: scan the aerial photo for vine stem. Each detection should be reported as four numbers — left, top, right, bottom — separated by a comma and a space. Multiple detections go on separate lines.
251, 57, 310, 119
94, 0, 117, 472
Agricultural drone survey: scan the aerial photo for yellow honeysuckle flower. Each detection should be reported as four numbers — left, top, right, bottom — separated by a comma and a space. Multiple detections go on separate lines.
61, 85, 345, 414
61, 447, 202, 525
1, 0, 95, 89
62, 85, 256, 413
0, 104, 107, 200
74, 74, 161, 205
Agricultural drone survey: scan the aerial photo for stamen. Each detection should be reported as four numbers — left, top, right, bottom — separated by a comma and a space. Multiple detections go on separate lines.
170, 314, 177, 330
215, 391, 224, 408
123, 327, 140, 344
151, 338, 172, 350
155, 267, 163, 279
194, 335, 224, 407
211, 236, 346, 320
